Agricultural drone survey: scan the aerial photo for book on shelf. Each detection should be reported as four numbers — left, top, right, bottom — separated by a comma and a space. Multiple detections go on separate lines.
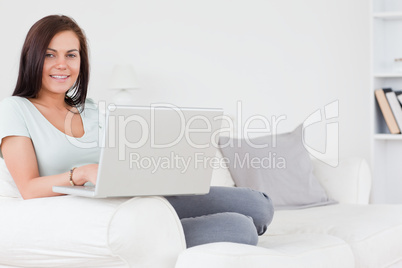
374, 88, 401, 134
385, 90, 402, 131
395, 90, 402, 105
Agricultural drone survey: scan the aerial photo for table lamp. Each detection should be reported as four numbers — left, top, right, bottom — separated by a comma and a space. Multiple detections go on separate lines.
109, 64, 140, 105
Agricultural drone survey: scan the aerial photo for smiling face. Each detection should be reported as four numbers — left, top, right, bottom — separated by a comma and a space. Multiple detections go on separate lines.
40, 30, 81, 97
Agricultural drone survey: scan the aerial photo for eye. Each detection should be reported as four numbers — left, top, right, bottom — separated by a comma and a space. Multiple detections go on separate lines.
45, 53, 55, 58
67, 53, 78, 58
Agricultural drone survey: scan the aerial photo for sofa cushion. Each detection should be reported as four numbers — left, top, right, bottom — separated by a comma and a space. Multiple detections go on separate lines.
175, 234, 354, 268
219, 124, 334, 209
265, 204, 402, 268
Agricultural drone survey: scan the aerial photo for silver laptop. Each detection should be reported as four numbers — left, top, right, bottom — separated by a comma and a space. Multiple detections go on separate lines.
53, 104, 223, 198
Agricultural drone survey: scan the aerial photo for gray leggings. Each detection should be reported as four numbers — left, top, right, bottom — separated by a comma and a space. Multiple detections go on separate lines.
166, 186, 274, 248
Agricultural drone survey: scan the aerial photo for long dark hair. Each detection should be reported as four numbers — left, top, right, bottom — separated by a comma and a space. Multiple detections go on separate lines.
13, 15, 89, 108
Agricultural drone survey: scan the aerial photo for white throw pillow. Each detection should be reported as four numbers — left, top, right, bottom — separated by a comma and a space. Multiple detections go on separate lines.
210, 149, 235, 187
0, 158, 21, 198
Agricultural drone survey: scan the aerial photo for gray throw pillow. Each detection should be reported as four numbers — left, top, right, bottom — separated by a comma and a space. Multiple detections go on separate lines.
219, 124, 335, 210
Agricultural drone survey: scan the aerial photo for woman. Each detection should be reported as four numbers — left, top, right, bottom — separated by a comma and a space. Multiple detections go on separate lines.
0, 15, 273, 248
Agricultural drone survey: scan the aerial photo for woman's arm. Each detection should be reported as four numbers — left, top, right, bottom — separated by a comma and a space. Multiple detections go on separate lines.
1, 136, 98, 199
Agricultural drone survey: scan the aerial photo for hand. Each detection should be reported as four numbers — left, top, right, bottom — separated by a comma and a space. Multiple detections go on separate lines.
74, 164, 99, 185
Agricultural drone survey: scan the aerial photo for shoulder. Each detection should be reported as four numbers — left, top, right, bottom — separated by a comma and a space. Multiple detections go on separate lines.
0, 96, 28, 114
0, 96, 27, 107
0, 97, 30, 142
81, 98, 98, 113
80, 98, 99, 122
84, 98, 97, 110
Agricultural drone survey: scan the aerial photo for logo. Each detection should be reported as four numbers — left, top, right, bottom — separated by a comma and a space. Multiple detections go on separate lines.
302, 100, 339, 167
63, 100, 339, 168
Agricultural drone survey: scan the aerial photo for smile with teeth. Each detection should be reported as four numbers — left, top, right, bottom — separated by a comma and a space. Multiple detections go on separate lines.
51, 75, 69, 79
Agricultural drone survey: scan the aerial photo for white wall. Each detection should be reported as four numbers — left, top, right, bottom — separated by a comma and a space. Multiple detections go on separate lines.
0, 0, 370, 161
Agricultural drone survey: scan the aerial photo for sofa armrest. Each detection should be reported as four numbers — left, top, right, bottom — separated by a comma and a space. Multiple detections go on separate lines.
108, 196, 186, 267
0, 196, 185, 268
311, 157, 372, 204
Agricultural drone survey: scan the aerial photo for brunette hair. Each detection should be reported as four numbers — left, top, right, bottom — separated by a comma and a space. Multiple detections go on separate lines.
13, 15, 89, 108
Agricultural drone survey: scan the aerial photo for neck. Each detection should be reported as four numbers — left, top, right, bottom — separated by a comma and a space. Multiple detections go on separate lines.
32, 92, 69, 110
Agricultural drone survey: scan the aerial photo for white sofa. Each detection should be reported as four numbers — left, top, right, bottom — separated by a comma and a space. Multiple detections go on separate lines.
1, 156, 402, 267
176, 157, 402, 268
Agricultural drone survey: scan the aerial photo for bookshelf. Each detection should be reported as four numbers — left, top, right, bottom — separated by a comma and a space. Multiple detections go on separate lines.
374, 134, 402, 140
373, 12, 402, 19
371, 0, 402, 203
374, 73, 402, 78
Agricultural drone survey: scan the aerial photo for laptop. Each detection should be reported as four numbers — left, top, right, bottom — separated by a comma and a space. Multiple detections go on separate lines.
53, 104, 223, 198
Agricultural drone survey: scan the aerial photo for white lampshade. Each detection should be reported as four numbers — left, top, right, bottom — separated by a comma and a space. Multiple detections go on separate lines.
109, 64, 140, 90
109, 64, 140, 105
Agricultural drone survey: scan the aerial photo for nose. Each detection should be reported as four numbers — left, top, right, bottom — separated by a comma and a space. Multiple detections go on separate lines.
55, 57, 67, 70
